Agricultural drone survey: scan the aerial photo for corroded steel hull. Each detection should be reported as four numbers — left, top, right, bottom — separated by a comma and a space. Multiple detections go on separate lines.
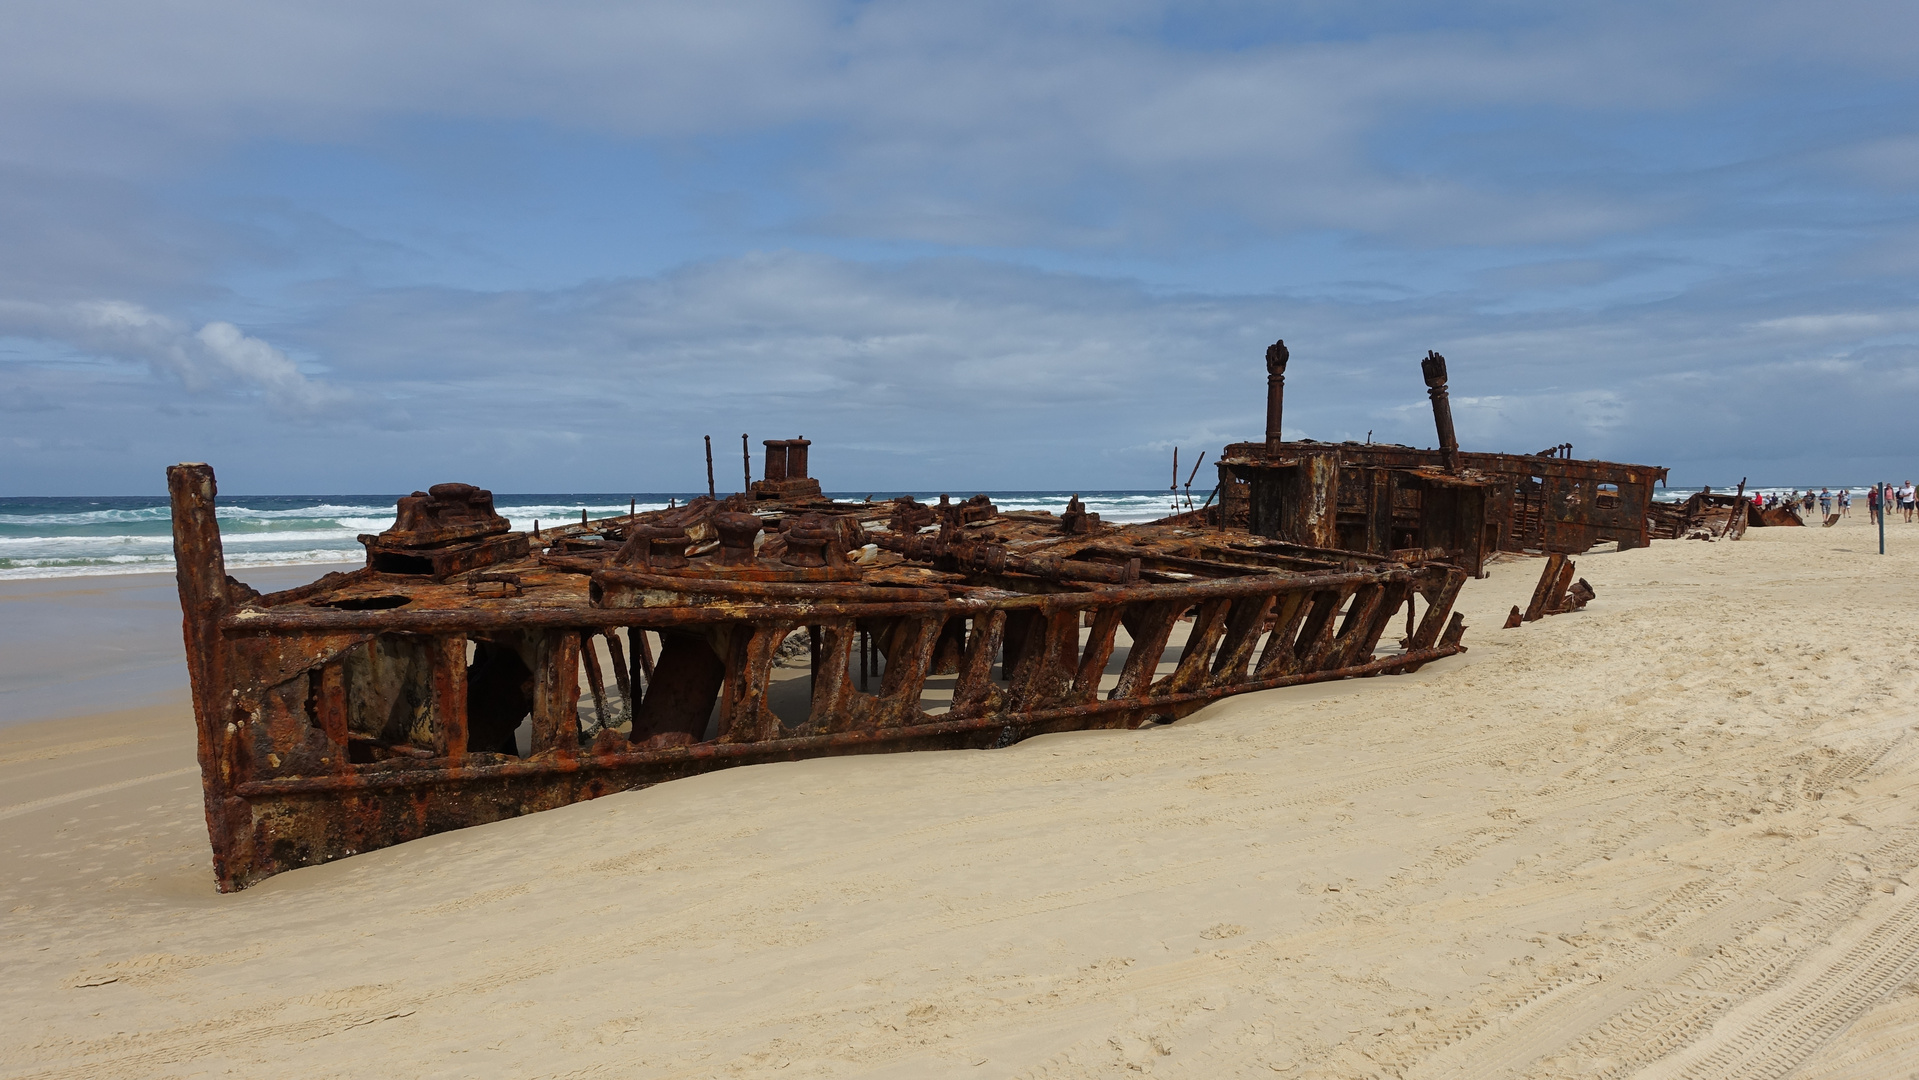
169, 463, 1469, 891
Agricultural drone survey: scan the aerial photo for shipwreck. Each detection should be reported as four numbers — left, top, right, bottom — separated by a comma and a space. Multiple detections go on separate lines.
170, 432, 1472, 890
167, 339, 1694, 890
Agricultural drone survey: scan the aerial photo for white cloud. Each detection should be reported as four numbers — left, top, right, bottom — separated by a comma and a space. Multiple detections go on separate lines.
1749, 312, 1919, 337
0, 299, 349, 413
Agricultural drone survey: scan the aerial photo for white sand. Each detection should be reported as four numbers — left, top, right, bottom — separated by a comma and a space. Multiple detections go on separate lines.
5, 520, 1919, 1078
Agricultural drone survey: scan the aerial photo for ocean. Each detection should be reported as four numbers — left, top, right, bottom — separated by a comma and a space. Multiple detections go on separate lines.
0, 491, 1189, 581
2, 484, 1879, 582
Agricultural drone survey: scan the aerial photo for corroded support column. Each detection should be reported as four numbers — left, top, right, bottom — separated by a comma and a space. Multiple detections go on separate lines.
167, 463, 245, 889
1421, 349, 1460, 474
1264, 339, 1288, 454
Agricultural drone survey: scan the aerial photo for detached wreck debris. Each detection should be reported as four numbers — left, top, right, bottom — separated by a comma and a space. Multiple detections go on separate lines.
1501, 553, 1595, 628
170, 425, 1472, 889
1644, 482, 1805, 541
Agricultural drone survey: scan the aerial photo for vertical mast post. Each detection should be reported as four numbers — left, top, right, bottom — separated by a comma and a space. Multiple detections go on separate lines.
1264, 339, 1288, 454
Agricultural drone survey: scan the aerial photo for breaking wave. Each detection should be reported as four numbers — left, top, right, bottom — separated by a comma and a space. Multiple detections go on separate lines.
0, 490, 1176, 581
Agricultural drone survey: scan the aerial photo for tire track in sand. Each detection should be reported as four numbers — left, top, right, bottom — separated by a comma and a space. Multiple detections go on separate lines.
1638, 869, 1919, 1079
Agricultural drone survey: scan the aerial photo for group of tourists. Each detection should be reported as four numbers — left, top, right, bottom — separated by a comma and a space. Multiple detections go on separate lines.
1866, 482, 1918, 524
1740, 484, 1919, 523
1759, 489, 1842, 516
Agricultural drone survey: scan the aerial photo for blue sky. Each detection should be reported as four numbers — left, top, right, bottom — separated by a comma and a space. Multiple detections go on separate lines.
2, 1, 1916, 494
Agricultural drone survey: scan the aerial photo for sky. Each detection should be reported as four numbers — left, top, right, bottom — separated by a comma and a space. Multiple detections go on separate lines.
2, 2, 1916, 496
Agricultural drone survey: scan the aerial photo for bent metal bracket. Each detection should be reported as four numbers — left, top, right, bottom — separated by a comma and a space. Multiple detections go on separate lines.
169, 449, 1469, 890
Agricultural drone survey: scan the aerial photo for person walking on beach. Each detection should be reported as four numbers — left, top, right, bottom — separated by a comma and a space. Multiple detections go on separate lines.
1904, 481, 1916, 523
1839, 488, 1851, 517
1868, 484, 1881, 524
1820, 488, 1832, 516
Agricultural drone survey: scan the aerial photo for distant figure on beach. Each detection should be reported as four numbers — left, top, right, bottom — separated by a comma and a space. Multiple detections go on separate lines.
1904, 481, 1916, 523
1819, 488, 1831, 515
1839, 489, 1851, 516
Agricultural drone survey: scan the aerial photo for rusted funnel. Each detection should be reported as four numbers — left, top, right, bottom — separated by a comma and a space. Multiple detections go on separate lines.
1420, 350, 1459, 473
1264, 339, 1288, 454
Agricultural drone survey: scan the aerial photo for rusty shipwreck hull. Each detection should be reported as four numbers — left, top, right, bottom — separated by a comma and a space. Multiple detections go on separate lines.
1222, 441, 1668, 561
170, 464, 1469, 891
1217, 344, 1668, 566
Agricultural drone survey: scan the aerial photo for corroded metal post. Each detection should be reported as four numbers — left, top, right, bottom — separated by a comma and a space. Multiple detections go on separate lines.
1421, 350, 1460, 474
1264, 339, 1288, 454
167, 463, 242, 886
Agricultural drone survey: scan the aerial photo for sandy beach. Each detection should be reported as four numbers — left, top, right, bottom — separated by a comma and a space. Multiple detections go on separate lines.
4, 519, 1919, 1078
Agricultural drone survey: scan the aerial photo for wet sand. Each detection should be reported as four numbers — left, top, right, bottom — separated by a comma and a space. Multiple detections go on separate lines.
0, 565, 357, 726
4, 521, 1919, 1078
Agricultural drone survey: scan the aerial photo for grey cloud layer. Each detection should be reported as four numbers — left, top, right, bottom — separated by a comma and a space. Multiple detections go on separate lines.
8, 253, 1913, 494
4, 2, 1913, 249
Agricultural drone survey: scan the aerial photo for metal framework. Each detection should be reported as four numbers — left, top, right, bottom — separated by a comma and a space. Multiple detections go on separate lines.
169, 462, 1469, 891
